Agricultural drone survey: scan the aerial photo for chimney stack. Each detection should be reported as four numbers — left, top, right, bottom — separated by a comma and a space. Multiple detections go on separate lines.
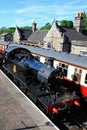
74, 12, 83, 33
32, 21, 37, 32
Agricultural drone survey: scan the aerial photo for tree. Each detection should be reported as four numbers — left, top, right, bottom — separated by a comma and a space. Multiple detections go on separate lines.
0, 26, 32, 36
82, 11, 87, 30
59, 20, 73, 28
21, 26, 32, 30
0, 27, 15, 35
40, 23, 51, 30
6, 27, 15, 35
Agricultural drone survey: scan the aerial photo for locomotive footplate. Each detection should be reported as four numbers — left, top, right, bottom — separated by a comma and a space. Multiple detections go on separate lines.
37, 92, 80, 115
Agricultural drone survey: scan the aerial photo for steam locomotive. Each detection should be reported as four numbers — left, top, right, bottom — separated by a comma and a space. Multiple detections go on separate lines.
2, 46, 80, 117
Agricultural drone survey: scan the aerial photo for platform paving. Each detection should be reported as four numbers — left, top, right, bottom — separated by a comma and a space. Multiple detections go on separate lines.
0, 70, 59, 130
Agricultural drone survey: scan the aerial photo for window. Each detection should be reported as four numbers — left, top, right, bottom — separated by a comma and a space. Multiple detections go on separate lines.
58, 63, 68, 77
75, 68, 77, 73
75, 68, 82, 74
47, 42, 51, 48
5, 36, 12, 42
74, 68, 82, 83
79, 69, 82, 74
85, 74, 87, 84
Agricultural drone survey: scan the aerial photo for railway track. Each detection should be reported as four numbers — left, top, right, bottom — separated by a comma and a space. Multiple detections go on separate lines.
69, 105, 87, 130
2, 69, 87, 130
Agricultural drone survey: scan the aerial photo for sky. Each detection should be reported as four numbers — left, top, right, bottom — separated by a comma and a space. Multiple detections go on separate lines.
0, 0, 87, 28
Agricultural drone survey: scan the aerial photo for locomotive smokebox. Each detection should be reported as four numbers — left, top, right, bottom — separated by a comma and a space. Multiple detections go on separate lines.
37, 65, 55, 84
45, 57, 55, 67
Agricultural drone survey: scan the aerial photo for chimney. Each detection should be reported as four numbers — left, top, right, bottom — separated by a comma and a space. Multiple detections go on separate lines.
74, 12, 83, 33
52, 19, 58, 27
32, 21, 37, 32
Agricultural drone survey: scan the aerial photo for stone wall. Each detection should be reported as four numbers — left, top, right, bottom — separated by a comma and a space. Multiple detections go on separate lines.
44, 21, 64, 51
13, 27, 21, 43
71, 40, 87, 55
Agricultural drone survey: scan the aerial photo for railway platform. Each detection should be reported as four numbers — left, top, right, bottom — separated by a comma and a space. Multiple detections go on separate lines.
0, 70, 59, 130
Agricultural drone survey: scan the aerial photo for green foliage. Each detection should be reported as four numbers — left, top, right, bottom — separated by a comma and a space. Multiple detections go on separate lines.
82, 11, 87, 30
0, 27, 15, 35
21, 26, 32, 30
6, 27, 15, 35
59, 20, 73, 28
40, 23, 51, 30
0, 26, 32, 36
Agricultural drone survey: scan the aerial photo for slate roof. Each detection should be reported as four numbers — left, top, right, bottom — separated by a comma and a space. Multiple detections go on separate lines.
16, 21, 87, 46
27, 25, 87, 44
28, 30, 48, 43
24, 45, 87, 69
61, 27, 87, 41
0, 41, 11, 45
8, 43, 87, 69
0, 33, 12, 37
71, 41, 87, 46
18, 28, 32, 40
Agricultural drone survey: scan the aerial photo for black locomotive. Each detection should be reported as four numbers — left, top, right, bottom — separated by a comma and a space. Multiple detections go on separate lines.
2, 46, 80, 117
0, 53, 4, 68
